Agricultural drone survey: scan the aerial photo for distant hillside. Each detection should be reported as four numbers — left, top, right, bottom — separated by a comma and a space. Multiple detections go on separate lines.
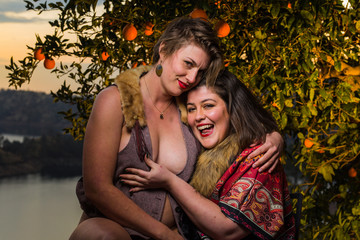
0, 89, 73, 135
0, 89, 82, 178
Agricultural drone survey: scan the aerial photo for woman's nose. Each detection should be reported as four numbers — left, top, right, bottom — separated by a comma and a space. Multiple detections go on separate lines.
195, 108, 205, 121
186, 69, 198, 84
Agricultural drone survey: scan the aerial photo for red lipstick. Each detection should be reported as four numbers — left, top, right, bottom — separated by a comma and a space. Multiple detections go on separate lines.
178, 80, 189, 89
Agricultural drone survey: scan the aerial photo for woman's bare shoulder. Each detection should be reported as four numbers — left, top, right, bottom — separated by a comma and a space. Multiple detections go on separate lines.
93, 86, 122, 109
89, 85, 123, 124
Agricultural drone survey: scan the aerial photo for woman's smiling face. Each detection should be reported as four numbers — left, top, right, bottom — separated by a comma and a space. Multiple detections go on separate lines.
186, 86, 230, 149
160, 43, 210, 96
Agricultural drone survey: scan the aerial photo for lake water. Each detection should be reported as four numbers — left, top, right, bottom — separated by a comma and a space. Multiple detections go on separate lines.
0, 174, 83, 240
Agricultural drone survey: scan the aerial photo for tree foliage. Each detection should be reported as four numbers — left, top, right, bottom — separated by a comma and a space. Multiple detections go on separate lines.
6, 0, 360, 239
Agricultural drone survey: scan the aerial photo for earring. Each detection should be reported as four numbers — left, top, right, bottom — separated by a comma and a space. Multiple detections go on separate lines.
155, 64, 163, 77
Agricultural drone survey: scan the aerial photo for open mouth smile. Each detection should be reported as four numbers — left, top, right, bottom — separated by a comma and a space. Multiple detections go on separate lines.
197, 124, 214, 137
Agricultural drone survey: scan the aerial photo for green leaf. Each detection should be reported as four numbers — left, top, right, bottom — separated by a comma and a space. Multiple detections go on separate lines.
285, 99, 293, 107
307, 101, 318, 116
270, 3, 280, 18
255, 30, 267, 40
327, 134, 338, 145
280, 113, 288, 129
300, 10, 314, 23
297, 132, 305, 139
356, 20, 360, 31
310, 88, 315, 102
335, 60, 342, 72
319, 164, 334, 182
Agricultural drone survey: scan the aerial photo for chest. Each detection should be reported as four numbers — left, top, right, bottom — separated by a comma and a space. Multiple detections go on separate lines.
146, 110, 187, 174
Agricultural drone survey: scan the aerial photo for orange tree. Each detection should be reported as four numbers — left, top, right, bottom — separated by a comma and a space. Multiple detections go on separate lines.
6, 0, 360, 239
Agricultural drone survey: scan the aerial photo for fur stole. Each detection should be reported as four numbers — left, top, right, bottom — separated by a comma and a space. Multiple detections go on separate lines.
190, 134, 240, 197
114, 65, 187, 129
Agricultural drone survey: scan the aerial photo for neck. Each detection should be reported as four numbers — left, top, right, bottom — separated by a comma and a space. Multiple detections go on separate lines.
141, 68, 173, 103
141, 68, 174, 119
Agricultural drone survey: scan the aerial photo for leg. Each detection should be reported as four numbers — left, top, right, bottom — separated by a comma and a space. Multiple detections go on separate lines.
69, 217, 132, 240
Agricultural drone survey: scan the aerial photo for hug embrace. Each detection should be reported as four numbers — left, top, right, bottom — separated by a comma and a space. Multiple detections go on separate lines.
70, 17, 295, 240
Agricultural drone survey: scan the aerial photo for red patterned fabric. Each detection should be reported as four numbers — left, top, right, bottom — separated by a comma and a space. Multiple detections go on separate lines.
208, 146, 296, 240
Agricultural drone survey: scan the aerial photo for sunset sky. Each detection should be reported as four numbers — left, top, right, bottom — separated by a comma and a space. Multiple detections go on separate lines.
0, 0, 104, 93
0, 0, 61, 93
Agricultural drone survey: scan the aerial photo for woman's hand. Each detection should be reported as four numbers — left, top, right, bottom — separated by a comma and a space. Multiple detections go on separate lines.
248, 131, 284, 173
120, 155, 174, 192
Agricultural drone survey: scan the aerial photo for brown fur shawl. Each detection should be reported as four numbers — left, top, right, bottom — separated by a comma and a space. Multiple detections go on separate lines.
114, 65, 187, 129
190, 134, 240, 197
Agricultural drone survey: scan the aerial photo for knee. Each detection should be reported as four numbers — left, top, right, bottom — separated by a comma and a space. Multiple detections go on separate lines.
70, 230, 118, 240
97, 231, 125, 240
69, 218, 131, 240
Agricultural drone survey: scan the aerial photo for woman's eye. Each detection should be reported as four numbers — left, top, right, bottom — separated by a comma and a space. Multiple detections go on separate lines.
187, 107, 196, 113
203, 104, 214, 109
185, 61, 193, 67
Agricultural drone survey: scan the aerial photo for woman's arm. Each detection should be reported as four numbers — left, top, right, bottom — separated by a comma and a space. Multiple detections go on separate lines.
82, 86, 182, 240
249, 131, 284, 173
121, 157, 250, 240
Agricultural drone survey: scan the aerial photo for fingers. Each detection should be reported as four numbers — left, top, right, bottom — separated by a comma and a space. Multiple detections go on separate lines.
249, 139, 262, 148
248, 143, 271, 160
251, 145, 279, 172
247, 147, 262, 159
252, 151, 270, 168
144, 155, 156, 167
129, 187, 145, 193
267, 158, 279, 173
120, 168, 149, 184
123, 167, 145, 176
121, 178, 145, 187
257, 155, 277, 173
120, 173, 147, 185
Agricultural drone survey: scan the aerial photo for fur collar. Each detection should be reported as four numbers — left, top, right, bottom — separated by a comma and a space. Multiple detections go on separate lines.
190, 134, 239, 197
114, 65, 187, 129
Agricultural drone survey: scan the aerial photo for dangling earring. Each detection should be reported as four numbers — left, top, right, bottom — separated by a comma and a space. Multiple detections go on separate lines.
155, 64, 163, 77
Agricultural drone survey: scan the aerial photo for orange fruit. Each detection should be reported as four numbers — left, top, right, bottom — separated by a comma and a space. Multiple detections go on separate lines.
132, 62, 138, 68
122, 23, 137, 41
190, 8, 208, 21
144, 22, 154, 36
34, 48, 45, 61
44, 58, 55, 69
215, 20, 230, 38
132, 61, 146, 68
348, 167, 357, 178
304, 138, 314, 148
215, 1, 221, 9
224, 60, 230, 67
101, 51, 110, 61
288, 2, 292, 8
